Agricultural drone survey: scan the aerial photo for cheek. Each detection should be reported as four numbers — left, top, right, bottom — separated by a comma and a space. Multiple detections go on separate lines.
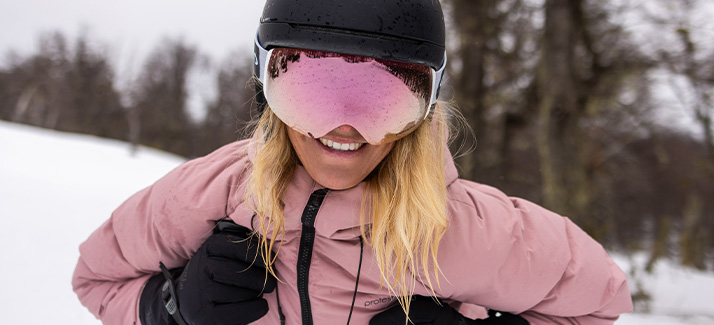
287, 129, 324, 169
287, 128, 308, 154
373, 143, 395, 164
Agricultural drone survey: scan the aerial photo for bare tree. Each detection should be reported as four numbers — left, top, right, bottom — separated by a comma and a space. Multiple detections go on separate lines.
196, 53, 254, 157
655, 0, 714, 163
534, 0, 655, 240
443, 0, 542, 194
1, 32, 126, 139
130, 38, 202, 157
645, 0, 714, 270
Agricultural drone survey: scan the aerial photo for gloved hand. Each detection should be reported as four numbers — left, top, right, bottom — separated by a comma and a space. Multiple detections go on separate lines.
369, 295, 529, 325
139, 221, 276, 325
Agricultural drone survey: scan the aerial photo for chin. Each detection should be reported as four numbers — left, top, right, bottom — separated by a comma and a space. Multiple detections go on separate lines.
312, 173, 364, 190
318, 179, 361, 191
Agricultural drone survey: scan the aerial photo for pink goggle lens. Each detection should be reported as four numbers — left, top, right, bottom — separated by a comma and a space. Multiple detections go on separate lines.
263, 48, 434, 145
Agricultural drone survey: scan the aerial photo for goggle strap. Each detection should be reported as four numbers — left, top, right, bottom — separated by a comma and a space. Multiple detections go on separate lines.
427, 55, 447, 118
255, 32, 270, 85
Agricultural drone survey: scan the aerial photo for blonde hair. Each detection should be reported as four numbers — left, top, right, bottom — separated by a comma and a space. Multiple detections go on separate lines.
244, 103, 453, 314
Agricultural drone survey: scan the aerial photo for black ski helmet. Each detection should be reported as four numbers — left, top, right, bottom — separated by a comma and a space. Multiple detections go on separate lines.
253, 0, 446, 113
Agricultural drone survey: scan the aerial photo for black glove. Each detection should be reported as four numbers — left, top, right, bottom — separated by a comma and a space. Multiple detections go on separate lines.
139, 221, 276, 325
369, 295, 529, 325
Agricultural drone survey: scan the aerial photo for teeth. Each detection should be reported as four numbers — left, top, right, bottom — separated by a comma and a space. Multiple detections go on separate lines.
319, 138, 364, 151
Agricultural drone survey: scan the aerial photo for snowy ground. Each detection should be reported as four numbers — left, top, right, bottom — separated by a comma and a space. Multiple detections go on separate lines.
0, 121, 185, 324
1, 120, 712, 324
615, 254, 714, 324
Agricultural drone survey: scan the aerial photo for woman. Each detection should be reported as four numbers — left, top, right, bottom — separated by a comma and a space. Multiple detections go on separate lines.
72, 0, 633, 324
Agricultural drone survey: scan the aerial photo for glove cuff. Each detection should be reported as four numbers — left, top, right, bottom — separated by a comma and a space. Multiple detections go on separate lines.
138, 264, 183, 325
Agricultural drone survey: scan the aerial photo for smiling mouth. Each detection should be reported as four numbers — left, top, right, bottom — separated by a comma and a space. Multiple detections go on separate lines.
319, 138, 365, 151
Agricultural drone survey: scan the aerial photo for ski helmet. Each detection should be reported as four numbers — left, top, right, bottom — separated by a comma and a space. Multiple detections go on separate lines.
253, 0, 447, 145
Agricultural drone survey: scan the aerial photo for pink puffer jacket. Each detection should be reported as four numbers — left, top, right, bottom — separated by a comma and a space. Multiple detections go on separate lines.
72, 139, 632, 324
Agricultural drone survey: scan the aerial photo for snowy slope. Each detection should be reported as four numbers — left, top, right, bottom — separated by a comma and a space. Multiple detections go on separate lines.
0, 120, 712, 324
0, 121, 185, 324
615, 254, 714, 324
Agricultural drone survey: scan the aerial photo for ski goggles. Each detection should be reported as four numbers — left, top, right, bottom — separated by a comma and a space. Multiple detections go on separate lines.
255, 36, 446, 145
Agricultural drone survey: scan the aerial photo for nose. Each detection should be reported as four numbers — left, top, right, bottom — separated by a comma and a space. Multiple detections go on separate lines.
336, 125, 357, 132
327, 125, 366, 142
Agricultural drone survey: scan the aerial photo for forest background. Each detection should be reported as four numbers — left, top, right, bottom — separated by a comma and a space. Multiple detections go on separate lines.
1, 0, 713, 309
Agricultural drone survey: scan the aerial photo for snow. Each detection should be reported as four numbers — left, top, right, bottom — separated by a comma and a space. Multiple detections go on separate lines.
615, 254, 714, 324
0, 121, 184, 324
0, 120, 712, 324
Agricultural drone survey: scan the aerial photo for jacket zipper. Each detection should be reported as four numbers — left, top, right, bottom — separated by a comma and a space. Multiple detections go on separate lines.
296, 188, 329, 325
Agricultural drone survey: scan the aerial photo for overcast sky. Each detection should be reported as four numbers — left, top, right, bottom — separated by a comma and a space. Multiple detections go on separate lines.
0, 0, 266, 64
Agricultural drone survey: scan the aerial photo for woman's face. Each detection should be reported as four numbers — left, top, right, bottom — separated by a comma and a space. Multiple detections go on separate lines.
287, 125, 395, 190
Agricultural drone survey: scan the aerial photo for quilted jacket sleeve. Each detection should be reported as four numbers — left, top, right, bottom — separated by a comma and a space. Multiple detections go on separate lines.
71, 140, 253, 325
441, 181, 632, 324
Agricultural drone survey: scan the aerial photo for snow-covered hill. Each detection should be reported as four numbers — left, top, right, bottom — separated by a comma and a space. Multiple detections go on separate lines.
0, 121, 185, 324
0, 121, 712, 324
615, 254, 714, 324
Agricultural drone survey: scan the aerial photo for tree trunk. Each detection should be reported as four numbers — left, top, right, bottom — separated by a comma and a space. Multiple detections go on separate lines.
448, 0, 493, 180
447, 0, 528, 185
536, 0, 592, 224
